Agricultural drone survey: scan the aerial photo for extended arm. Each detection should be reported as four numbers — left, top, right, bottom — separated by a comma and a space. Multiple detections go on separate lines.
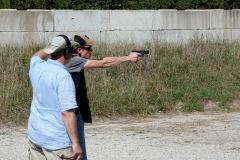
62, 109, 82, 160
31, 49, 48, 60
82, 52, 142, 69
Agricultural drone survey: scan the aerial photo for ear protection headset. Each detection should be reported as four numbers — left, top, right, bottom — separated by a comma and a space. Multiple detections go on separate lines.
58, 35, 73, 60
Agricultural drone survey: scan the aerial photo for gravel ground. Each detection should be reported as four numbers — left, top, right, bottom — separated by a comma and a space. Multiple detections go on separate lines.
1, 112, 240, 160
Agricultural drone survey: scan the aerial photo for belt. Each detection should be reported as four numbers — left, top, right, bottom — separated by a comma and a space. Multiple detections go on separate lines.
75, 107, 80, 114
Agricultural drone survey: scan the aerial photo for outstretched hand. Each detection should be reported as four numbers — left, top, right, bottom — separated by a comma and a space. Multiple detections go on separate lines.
128, 52, 142, 63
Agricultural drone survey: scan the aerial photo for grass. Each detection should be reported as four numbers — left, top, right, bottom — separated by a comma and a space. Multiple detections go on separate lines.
1, 38, 240, 124
0, 44, 44, 125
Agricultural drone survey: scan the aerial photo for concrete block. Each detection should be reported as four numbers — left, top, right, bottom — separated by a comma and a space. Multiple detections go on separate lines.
27, 9, 51, 11
152, 10, 164, 30
153, 30, 202, 44
101, 31, 154, 44
154, 10, 210, 30
54, 10, 110, 31
210, 10, 240, 29
202, 29, 232, 41
45, 31, 101, 44
230, 10, 240, 29
157, 9, 177, 11
0, 32, 45, 46
0, 9, 17, 11
0, 10, 53, 31
231, 29, 240, 41
110, 10, 155, 31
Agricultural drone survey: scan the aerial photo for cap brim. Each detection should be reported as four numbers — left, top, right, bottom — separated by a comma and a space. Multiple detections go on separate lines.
70, 41, 80, 48
44, 43, 61, 54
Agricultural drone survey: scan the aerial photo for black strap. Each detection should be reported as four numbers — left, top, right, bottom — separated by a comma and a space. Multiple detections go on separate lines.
58, 35, 71, 48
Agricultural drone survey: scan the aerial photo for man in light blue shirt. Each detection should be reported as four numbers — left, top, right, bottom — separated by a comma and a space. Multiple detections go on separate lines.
27, 35, 82, 160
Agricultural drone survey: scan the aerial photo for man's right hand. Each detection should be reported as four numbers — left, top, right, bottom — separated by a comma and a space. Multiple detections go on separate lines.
70, 142, 83, 160
128, 52, 142, 63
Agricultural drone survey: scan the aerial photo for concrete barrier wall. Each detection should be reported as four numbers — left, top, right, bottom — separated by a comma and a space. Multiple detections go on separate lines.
0, 9, 240, 45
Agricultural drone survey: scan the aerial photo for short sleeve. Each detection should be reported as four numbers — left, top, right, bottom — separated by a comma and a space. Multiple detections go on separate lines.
65, 56, 88, 73
30, 56, 44, 68
58, 76, 78, 112
29, 56, 45, 75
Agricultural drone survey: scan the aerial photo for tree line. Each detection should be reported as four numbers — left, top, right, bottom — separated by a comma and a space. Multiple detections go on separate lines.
0, 0, 239, 10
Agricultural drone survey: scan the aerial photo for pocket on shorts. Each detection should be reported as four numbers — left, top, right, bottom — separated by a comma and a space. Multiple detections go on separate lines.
56, 154, 74, 159
54, 147, 74, 160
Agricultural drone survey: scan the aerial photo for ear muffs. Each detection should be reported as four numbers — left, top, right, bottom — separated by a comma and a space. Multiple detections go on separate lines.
58, 35, 73, 60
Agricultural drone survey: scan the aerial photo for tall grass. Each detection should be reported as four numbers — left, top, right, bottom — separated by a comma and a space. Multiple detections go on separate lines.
1, 38, 240, 124
87, 39, 240, 116
0, 44, 44, 124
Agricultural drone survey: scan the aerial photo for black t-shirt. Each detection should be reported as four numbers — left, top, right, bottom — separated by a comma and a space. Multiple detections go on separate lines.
65, 56, 92, 123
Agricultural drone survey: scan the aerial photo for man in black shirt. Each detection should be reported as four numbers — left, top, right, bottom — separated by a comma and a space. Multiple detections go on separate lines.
65, 34, 142, 160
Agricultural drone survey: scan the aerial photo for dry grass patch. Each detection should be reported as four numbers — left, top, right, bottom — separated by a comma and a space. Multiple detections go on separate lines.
2, 38, 240, 124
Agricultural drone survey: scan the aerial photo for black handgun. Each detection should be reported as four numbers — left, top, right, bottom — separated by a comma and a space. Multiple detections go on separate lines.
132, 50, 149, 57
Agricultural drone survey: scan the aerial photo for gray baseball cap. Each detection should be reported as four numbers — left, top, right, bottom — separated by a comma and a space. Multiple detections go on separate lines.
44, 35, 80, 54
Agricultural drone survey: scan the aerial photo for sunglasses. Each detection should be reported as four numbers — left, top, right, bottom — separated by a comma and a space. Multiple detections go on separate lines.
81, 46, 92, 51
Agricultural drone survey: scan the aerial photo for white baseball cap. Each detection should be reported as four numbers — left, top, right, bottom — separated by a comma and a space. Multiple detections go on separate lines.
44, 35, 80, 54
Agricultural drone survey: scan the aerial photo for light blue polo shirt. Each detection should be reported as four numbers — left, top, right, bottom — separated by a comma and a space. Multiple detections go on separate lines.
27, 56, 78, 150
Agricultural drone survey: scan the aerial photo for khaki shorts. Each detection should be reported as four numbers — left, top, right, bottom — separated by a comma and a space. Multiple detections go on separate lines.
28, 140, 74, 160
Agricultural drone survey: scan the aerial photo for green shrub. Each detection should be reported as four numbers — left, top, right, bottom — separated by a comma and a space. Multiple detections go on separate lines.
1, 0, 240, 10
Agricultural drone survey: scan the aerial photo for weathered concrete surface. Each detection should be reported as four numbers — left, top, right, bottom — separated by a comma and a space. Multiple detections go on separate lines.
110, 10, 155, 31
0, 32, 45, 45
154, 10, 210, 30
153, 30, 202, 43
44, 31, 100, 44
153, 29, 232, 43
101, 31, 154, 44
54, 10, 110, 32
153, 10, 175, 30
232, 29, 240, 41
0, 30, 234, 46
202, 29, 232, 41
210, 10, 240, 29
0, 31, 100, 46
0, 10, 53, 31
0, 10, 239, 45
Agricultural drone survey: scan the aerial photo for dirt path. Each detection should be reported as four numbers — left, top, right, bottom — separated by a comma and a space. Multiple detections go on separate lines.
1, 112, 240, 160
